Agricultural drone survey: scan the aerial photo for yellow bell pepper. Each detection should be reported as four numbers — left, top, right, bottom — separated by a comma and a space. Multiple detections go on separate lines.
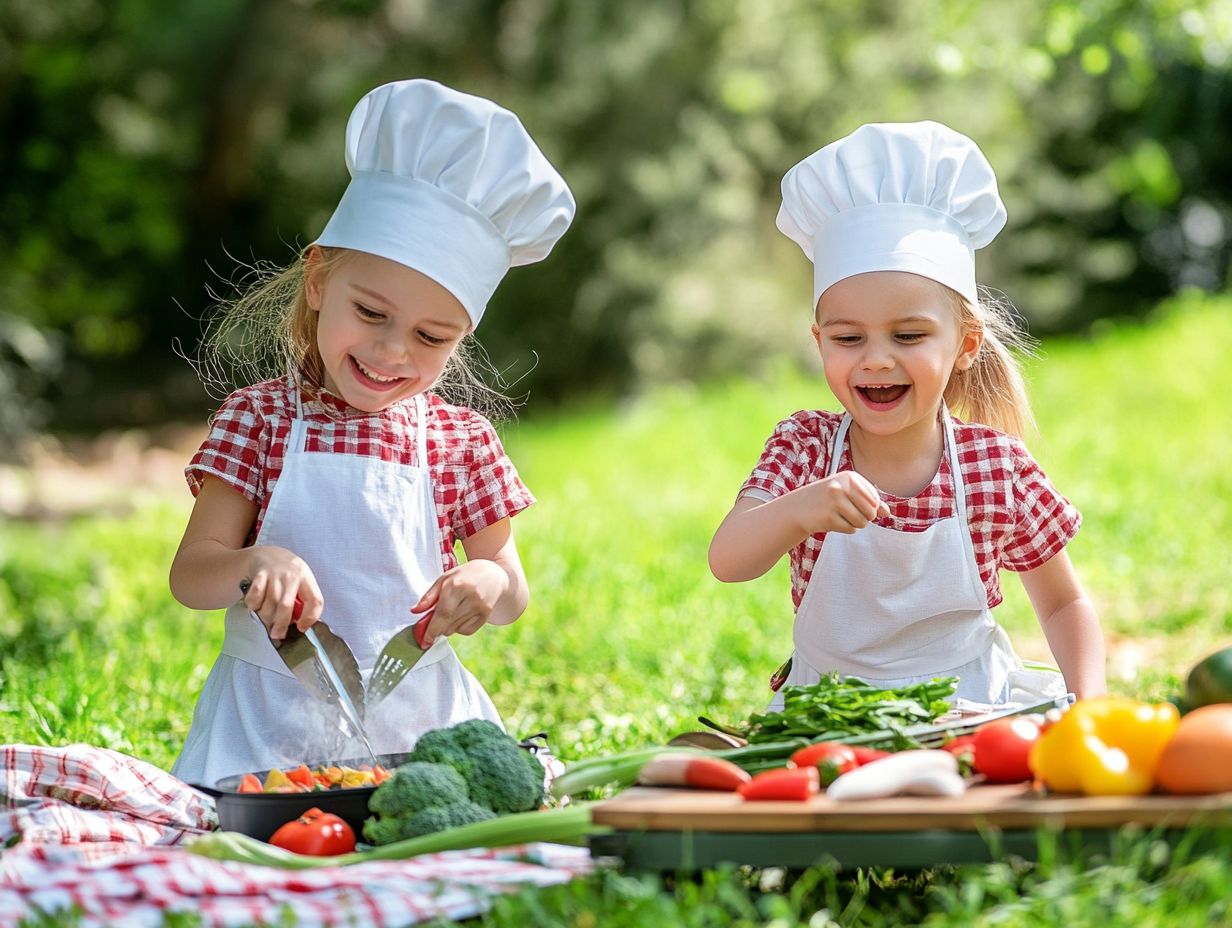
261, 766, 293, 792
1028, 696, 1179, 795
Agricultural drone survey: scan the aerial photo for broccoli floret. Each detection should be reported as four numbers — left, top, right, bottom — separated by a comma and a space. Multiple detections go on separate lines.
406, 728, 475, 780
364, 761, 478, 846
362, 814, 410, 846
401, 800, 496, 837
399, 719, 546, 816
461, 740, 547, 814
367, 761, 469, 817
450, 718, 507, 750
363, 799, 495, 844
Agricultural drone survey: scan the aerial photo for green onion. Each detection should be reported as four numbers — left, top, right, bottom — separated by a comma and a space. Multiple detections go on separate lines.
187, 803, 598, 870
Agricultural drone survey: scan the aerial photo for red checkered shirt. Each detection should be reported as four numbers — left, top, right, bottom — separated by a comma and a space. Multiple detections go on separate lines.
739, 410, 1081, 611
186, 376, 533, 570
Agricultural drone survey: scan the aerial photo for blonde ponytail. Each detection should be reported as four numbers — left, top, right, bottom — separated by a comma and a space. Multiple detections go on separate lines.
940, 284, 1037, 438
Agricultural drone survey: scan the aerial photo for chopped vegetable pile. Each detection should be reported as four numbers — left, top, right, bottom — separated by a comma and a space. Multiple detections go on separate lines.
237, 763, 393, 793
362, 718, 547, 845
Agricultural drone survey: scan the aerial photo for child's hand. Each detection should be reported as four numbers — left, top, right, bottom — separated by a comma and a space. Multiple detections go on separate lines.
799, 471, 891, 535
243, 547, 325, 641
410, 560, 511, 647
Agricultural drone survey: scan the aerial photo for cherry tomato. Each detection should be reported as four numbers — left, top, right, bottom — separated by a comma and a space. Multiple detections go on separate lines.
738, 766, 820, 801
972, 717, 1042, 783
789, 742, 859, 785
268, 807, 357, 856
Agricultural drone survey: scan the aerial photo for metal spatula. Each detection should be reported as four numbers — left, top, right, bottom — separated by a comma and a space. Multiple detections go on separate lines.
238, 580, 377, 764
365, 614, 432, 712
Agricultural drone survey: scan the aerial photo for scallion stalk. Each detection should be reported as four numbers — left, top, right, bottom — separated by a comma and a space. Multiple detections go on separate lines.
187, 803, 597, 870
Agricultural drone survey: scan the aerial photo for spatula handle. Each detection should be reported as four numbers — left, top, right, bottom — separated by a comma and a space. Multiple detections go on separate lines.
413, 610, 435, 649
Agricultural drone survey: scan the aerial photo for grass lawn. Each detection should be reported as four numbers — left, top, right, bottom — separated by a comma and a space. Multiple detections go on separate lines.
2, 292, 1230, 925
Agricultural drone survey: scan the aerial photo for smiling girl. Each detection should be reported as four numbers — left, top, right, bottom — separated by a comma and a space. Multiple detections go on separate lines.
169, 80, 574, 785
709, 122, 1106, 710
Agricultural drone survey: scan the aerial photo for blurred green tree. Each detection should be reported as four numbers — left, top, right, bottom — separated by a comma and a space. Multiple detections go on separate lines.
0, 0, 1227, 435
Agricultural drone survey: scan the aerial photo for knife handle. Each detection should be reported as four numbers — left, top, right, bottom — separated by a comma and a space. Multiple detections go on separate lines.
239, 579, 305, 622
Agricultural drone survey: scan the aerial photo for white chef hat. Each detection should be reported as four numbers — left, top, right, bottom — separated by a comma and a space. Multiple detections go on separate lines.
315, 79, 575, 327
776, 121, 1006, 308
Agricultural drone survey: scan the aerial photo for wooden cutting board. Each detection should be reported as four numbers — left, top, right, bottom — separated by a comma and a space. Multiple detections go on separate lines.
592, 784, 1232, 832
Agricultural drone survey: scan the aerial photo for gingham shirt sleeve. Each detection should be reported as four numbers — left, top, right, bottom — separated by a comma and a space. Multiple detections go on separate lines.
185, 390, 266, 504
1000, 439, 1082, 572
739, 414, 822, 502
452, 411, 535, 540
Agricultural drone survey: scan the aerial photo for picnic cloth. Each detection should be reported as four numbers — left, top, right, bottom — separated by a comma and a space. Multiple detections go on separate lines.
1, 744, 592, 927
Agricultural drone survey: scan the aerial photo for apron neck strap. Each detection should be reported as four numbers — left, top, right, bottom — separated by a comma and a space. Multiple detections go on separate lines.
414, 393, 429, 470
290, 373, 309, 452
827, 406, 969, 523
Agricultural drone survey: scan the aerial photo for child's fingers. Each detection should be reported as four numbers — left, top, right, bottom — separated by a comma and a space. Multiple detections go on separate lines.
294, 581, 325, 632
411, 581, 442, 615
242, 574, 268, 613
829, 499, 868, 534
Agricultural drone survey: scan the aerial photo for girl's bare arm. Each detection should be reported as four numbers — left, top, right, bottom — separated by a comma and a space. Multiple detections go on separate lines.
412, 517, 528, 644
169, 476, 323, 639
1019, 549, 1107, 699
709, 472, 887, 582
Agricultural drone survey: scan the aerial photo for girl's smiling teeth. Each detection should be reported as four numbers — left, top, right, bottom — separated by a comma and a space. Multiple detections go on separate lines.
857, 384, 910, 407
350, 355, 406, 390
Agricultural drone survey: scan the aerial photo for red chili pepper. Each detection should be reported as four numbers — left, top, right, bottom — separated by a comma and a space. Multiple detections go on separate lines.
284, 764, 315, 790
371, 764, 393, 785
237, 773, 263, 793
684, 757, 751, 791
738, 766, 820, 801
269, 807, 357, 856
638, 754, 752, 791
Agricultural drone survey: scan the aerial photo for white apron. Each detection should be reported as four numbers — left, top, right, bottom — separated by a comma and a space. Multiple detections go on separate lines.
769, 410, 1066, 713
173, 388, 503, 787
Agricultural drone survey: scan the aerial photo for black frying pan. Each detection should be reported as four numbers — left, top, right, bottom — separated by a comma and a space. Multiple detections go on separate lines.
191, 752, 411, 842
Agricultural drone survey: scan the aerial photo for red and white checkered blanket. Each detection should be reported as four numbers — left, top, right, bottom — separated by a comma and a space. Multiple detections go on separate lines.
0, 744, 591, 927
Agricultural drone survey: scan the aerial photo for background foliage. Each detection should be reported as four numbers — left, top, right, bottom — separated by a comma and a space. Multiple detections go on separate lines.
1, 0, 1229, 442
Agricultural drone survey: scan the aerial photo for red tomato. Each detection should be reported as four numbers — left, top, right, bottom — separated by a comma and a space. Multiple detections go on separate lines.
972, 717, 1041, 783
789, 742, 859, 785
268, 808, 357, 856
738, 766, 820, 801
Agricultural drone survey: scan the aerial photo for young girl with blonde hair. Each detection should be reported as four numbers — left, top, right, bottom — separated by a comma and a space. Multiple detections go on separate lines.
710, 121, 1106, 710
170, 79, 574, 785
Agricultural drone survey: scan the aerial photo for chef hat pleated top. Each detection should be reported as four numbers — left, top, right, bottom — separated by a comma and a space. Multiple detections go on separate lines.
776, 121, 1006, 308
316, 79, 576, 327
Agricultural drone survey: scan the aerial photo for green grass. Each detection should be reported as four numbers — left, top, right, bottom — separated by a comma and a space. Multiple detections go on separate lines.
3, 292, 1231, 926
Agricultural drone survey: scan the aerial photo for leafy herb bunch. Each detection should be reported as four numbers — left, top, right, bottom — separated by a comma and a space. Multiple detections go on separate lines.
740, 673, 957, 745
